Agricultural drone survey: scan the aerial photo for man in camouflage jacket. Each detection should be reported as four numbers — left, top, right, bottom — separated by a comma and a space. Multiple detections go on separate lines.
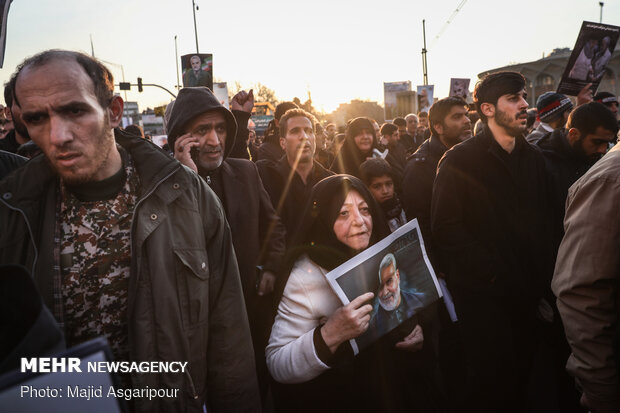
0, 50, 259, 412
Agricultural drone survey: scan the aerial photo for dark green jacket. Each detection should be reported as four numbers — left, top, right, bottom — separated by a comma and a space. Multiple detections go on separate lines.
0, 130, 260, 412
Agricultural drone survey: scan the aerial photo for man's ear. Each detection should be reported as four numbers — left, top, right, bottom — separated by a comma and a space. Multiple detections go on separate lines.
567, 127, 581, 145
480, 102, 495, 119
107, 95, 124, 128
280, 136, 286, 151
433, 122, 444, 136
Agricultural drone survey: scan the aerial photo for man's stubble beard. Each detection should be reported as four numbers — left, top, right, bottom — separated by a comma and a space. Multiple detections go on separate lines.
494, 108, 527, 137
55, 117, 116, 186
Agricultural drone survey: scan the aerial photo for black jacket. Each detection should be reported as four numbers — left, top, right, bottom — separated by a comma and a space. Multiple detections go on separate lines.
205, 158, 286, 305
257, 156, 333, 246
0, 150, 27, 181
400, 131, 427, 154
402, 136, 447, 240
387, 140, 408, 172
431, 129, 554, 300
0, 130, 21, 154
227, 110, 252, 160
536, 128, 594, 250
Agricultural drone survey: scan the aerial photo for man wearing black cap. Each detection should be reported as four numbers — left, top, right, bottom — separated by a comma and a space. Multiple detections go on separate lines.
431, 71, 557, 411
166, 86, 286, 404
526, 91, 573, 145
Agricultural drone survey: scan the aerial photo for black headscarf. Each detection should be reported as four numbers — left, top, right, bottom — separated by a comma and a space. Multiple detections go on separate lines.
285, 174, 390, 274
330, 117, 379, 178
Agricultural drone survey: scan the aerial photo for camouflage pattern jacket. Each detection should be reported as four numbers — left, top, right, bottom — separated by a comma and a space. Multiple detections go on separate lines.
0, 130, 260, 412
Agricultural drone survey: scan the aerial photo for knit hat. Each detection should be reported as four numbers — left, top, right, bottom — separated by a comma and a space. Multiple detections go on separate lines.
165, 87, 237, 157
593, 91, 618, 106
536, 92, 573, 122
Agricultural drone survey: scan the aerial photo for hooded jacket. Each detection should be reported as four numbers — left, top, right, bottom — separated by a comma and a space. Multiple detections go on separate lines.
0, 130, 260, 412
166, 87, 286, 306
166, 86, 238, 157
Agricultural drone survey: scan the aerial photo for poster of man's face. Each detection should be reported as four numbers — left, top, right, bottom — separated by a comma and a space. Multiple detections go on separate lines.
181, 53, 213, 90
557, 21, 619, 96
416, 85, 434, 114
449, 78, 470, 101
327, 220, 442, 353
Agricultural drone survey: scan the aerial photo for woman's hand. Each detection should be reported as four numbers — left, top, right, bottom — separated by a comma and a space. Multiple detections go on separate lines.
395, 324, 424, 352
321, 292, 374, 354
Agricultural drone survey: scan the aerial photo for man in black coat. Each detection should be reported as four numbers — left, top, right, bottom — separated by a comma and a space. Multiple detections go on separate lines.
402, 97, 471, 242
431, 71, 556, 412
536, 102, 618, 250
166, 86, 286, 404
0, 82, 30, 154
402, 97, 472, 409
257, 108, 333, 246
0, 150, 27, 180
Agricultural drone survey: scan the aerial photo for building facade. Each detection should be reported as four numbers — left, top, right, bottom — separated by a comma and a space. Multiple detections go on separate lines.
478, 45, 620, 106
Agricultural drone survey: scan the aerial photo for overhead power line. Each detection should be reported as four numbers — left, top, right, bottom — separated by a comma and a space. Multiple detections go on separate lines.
430, 0, 468, 49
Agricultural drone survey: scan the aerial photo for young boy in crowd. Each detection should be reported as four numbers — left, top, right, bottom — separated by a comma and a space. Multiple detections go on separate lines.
359, 158, 407, 232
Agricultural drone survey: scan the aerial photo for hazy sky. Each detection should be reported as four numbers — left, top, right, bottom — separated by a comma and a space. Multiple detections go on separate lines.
0, 0, 617, 113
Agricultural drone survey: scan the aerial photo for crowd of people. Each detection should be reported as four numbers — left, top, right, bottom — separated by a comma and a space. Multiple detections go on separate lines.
1, 49, 620, 413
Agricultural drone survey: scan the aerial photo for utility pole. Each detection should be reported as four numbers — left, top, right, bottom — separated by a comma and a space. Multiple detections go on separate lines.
600, 2, 604, 23
192, 0, 199, 53
174, 35, 181, 90
422, 20, 428, 86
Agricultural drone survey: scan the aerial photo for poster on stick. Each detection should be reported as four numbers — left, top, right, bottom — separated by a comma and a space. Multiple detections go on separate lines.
557, 21, 620, 96
0, 0, 13, 68
449, 78, 471, 102
181, 53, 213, 90
383, 81, 411, 120
416, 85, 434, 114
